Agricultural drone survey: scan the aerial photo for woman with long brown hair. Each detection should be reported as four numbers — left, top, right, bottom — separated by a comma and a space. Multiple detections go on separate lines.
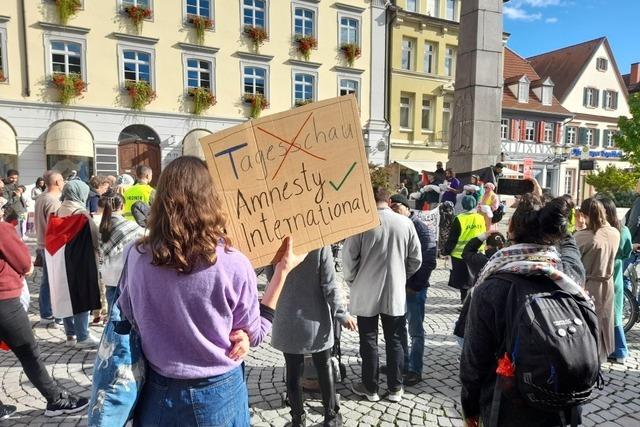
116, 156, 305, 425
575, 198, 620, 363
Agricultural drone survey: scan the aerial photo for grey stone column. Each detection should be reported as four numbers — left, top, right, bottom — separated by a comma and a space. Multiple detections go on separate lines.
447, 0, 506, 173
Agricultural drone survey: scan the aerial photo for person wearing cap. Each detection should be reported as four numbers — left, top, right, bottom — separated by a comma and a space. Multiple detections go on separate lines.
390, 194, 437, 386
442, 196, 486, 304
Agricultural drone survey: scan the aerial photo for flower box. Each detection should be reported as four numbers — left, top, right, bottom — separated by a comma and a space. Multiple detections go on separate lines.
52, 73, 85, 105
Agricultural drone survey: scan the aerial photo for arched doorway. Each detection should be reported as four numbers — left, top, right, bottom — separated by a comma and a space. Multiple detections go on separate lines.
118, 124, 161, 186
0, 118, 18, 178
46, 120, 95, 181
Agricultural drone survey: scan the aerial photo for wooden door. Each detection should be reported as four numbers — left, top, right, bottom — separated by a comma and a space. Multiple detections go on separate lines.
118, 141, 161, 186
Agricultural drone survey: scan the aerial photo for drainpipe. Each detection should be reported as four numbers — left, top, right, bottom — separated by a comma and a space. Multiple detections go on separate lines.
19, 0, 30, 97
384, 2, 398, 166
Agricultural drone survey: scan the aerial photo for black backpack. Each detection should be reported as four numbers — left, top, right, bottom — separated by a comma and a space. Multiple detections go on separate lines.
493, 274, 602, 421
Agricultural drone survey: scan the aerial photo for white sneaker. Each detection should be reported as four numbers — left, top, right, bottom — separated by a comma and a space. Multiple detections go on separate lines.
387, 387, 404, 402
76, 334, 100, 349
351, 383, 380, 402
65, 337, 77, 347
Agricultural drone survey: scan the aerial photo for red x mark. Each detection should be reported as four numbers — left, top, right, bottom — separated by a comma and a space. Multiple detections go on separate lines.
257, 112, 326, 180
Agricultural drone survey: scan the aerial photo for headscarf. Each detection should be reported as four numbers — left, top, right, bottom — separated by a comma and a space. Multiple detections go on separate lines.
462, 195, 477, 212
484, 182, 496, 192
62, 180, 90, 204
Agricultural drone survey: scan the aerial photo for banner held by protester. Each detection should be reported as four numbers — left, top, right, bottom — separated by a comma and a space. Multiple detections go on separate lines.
200, 95, 380, 268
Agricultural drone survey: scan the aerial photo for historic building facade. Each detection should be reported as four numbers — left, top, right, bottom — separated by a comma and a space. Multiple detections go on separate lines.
0, 0, 389, 184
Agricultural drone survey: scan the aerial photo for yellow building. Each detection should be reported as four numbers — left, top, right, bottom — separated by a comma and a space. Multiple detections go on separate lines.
388, 0, 460, 181
0, 0, 389, 184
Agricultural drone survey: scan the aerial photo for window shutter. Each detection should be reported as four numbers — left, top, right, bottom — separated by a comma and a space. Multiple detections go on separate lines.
603, 130, 609, 147
520, 120, 527, 141
613, 92, 618, 109
579, 127, 587, 145
555, 123, 562, 144
564, 126, 571, 145
594, 129, 600, 147
510, 120, 518, 141
594, 90, 600, 108
583, 88, 588, 106
537, 121, 545, 143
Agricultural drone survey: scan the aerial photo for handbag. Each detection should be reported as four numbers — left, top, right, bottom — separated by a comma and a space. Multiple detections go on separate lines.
88, 246, 146, 427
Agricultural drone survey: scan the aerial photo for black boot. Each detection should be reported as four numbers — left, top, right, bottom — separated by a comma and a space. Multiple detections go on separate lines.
324, 411, 343, 427
289, 413, 306, 427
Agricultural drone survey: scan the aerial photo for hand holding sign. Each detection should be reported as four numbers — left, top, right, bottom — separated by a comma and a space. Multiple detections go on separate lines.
200, 95, 379, 268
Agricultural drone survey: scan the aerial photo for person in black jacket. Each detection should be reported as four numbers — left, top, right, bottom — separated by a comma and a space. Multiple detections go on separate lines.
460, 194, 586, 427
390, 194, 437, 386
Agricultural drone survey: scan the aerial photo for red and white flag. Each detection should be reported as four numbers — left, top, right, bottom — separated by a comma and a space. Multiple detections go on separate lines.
45, 214, 100, 318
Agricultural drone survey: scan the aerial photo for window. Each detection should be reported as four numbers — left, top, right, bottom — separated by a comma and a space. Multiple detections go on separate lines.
401, 38, 414, 71
400, 95, 412, 129
584, 87, 598, 108
543, 122, 554, 143
524, 121, 535, 142
294, 7, 314, 37
421, 97, 432, 130
424, 42, 435, 74
500, 119, 509, 140
564, 169, 576, 196
186, 0, 211, 18
243, 65, 266, 95
186, 58, 212, 89
243, 0, 266, 28
604, 90, 618, 110
542, 86, 552, 106
444, 46, 455, 77
596, 57, 608, 72
606, 130, 617, 148
51, 41, 82, 75
566, 126, 576, 145
294, 73, 315, 104
123, 50, 150, 82
585, 128, 594, 146
339, 17, 358, 45
442, 101, 451, 140
518, 81, 529, 103
407, 0, 418, 12
446, 0, 455, 20
339, 78, 358, 98
122, 0, 150, 7
427, 0, 439, 17
0, 28, 7, 82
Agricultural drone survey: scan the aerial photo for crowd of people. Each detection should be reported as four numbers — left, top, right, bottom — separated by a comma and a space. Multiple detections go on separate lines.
0, 157, 635, 426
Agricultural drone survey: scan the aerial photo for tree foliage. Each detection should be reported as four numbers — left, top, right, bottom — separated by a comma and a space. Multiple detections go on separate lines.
616, 92, 640, 167
585, 165, 639, 194
369, 163, 392, 191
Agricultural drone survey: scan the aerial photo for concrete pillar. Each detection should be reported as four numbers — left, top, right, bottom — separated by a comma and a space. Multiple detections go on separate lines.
447, 0, 506, 173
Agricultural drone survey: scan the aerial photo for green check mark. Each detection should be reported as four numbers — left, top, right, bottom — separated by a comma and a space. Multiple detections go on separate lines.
330, 162, 357, 191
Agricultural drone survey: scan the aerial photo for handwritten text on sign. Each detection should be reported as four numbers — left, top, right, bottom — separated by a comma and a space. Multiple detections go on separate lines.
200, 95, 379, 268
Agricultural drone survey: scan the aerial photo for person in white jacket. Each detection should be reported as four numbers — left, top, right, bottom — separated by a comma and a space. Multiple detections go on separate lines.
342, 186, 422, 404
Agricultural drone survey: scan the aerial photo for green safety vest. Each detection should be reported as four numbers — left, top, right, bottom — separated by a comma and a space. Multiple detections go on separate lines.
123, 184, 154, 220
451, 212, 486, 259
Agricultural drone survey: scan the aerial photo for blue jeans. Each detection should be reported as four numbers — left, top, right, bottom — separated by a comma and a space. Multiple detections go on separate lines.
106, 286, 118, 315
133, 365, 250, 426
63, 311, 90, 341
38, 250, 53, 319
403, 288, 427, 374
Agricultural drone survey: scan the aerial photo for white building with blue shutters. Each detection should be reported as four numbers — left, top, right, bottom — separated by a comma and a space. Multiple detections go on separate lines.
529, 37, 630, 201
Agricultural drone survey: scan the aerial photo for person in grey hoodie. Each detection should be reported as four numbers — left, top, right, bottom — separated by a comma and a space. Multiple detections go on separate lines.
343, 186, 422, 403
269, 247, 356, 427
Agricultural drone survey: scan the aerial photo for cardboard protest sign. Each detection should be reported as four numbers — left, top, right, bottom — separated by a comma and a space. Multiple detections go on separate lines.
200, 95, 380, 268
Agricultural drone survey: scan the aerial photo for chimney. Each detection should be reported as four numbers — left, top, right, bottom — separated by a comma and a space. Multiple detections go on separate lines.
632, 62, 640, 85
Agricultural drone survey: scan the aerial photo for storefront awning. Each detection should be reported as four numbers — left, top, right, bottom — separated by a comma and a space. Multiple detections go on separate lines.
0, 119, 17, 156
391, 160, 439, 173
183, 129, 212, 160
46, 120, 94, 157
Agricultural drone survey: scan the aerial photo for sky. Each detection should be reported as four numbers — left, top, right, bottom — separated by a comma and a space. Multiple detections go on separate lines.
503, 0, 639, 75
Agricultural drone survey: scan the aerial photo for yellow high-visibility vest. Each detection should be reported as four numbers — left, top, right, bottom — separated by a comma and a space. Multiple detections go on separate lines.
123, 184, 154, 220
451, 212, 486, 259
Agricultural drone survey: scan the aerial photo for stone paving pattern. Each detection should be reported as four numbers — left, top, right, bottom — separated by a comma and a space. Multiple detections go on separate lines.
2, 261, 640, 426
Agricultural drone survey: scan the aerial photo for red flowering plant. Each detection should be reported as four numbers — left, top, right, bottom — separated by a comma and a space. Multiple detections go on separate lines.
55, 0, 81, 25
123, 5, 153, 33
51, 73, 85, 105
188, 87, 216, 115
125, 80, 156, 110
187, 14, 214, 45
243, 26, 268, 52
0, 69, 6, 82
295, 36, 317, 61
340, 43, 361, 67
243, 93, 269, 119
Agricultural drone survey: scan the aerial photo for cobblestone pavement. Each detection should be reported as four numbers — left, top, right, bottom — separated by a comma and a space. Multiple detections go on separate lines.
2, 261, 640, 426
